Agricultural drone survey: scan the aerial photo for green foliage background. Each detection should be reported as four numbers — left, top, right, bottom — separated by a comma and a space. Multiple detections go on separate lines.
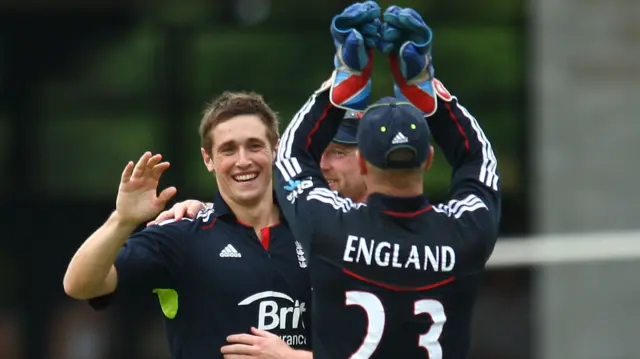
1, 1, 524, 199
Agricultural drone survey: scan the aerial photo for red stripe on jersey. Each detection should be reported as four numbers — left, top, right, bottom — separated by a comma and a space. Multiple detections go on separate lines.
342, 268, 455, 292
383, 205, 433, 217
260, 226, 272, 250
201, 218, 217, 230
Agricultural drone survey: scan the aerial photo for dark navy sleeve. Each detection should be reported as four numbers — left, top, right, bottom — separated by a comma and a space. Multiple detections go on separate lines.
88, 219, 187, 310
274, 85, 365, 250
427, 80, 502, 250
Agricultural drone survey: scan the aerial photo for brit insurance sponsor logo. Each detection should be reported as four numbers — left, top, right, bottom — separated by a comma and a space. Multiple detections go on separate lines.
238, 291, 308, 346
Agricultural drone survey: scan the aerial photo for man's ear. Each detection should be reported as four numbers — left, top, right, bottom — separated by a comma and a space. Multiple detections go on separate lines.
357, 151, 368, 175
201, 148, 215, 173
273, 138, 281, 158
423, 145, 434, 173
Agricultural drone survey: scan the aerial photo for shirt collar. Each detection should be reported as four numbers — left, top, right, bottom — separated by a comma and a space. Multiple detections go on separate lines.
212, 190, 287, 224
212, 191, 233, 220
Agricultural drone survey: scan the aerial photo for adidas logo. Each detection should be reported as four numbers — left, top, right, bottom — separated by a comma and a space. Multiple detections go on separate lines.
219, 244, 242, 258
391, 132, 409, 144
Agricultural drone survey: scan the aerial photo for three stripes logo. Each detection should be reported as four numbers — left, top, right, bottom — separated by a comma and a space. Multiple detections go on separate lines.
219, 244, 242, 258
391, 132, 409, 144
433, 194, 488, 219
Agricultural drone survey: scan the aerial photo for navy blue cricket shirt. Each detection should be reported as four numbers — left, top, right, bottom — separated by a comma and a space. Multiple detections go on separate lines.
89, 191, 311, 358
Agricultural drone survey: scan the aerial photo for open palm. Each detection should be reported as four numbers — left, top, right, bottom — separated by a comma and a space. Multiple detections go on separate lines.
116, 151, 177, 226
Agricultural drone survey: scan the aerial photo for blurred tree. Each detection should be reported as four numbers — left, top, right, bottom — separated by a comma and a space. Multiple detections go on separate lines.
32, 0, 524, 200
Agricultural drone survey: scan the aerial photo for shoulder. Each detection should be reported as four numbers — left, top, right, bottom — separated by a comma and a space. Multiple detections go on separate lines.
431, 194, 489, 220
140, 205, 218, 239
305, 187, 367, 213
166, 204, 216, 227
430, 194, 498, 239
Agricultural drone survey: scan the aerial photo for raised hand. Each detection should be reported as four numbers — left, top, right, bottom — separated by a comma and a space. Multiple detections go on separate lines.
379, 5, 437, 115
380, 6, 432, 55
116, 152, 177, 226
331, 1, 381, 53
328, 1, 382, 111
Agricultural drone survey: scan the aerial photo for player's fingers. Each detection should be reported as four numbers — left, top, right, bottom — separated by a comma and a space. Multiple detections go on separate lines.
222, 354, 252, 359
172, 202, 187, 221
401, 8, 427, 30
186, 201, 206, 218
220, 343, 258, 355
336, 2, 379, 29
382, 5, 402, 24
384, 6, 418, 32
156, 186, 177, 205
380, 22, 401, 42
390, 8, 426, 34
151, 162, 171, 181
250, 327, 277, 338
144, 153, 163, 177
132, 152, 152, 178
226, 334, 261, 345
120, 161, 134, 183
147, 209, 173, 226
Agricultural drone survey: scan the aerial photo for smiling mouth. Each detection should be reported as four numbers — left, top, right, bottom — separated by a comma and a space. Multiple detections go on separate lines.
327, 179, 337, 186
232, 173, 259, 183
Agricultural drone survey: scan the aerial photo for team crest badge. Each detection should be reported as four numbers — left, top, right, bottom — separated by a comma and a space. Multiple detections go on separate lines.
295, 241, 307, 268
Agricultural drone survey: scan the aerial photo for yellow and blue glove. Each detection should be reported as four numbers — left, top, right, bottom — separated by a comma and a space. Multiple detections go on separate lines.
328, 1, 381, 111
379, 6, 438, 115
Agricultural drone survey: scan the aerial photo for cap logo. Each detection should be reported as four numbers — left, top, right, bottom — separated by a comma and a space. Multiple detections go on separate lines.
391, 132, 409, 144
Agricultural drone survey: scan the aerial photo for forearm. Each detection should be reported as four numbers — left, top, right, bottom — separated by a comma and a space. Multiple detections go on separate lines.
63, 211, 138, 299
428, 91, 501, 214
278, 87, 344, 164
428, 96, 476, 164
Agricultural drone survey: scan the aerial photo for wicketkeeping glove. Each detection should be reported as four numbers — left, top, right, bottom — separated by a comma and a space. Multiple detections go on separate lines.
327, 1, 381, 111
380, 6, 438, 115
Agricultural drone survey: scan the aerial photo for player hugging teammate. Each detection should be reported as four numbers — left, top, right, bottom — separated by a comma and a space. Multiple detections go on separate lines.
63, 2, 500, 359
273, 1, 501, 359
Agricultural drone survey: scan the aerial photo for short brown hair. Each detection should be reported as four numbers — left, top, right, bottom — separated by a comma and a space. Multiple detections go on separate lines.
199, 91, 279, 155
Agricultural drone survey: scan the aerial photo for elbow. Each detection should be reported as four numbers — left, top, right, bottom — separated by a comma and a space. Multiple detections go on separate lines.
62, 271, 92, 300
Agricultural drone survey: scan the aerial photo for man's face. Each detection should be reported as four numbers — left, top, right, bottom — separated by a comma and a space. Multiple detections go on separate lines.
202, 115, 273, 206
320, 142, 366, 202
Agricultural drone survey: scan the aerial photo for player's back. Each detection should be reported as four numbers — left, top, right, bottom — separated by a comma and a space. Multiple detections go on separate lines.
309, 193, 495, 359
272, 65, 501, 358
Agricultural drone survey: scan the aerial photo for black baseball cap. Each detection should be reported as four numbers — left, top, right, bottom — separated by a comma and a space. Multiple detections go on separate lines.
332, 111, 362, 145
356, 97, 431, 169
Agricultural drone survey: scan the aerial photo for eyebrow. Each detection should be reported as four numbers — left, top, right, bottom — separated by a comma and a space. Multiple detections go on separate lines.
217, 137, 266, 149
217, 140, 236, 150
329, 144, 356, 152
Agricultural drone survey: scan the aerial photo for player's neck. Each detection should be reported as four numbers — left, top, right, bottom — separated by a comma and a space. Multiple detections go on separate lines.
352, 187, 368, 203
365, 182, 423, 198
353, 193, 367, 203
227, 191, 280, 229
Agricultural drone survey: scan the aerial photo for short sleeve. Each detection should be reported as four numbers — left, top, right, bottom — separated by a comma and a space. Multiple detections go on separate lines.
88, 220, 186, 310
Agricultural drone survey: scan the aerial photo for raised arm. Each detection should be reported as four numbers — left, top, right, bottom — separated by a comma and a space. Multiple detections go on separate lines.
427, 84, 500, 223
383, 6, 501, 237
274, 2, 380, 247
63, 152, 178, 300
274, 83, 365, 249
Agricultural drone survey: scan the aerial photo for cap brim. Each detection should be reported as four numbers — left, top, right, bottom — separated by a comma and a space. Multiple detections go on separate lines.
332, 127, 358, 144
